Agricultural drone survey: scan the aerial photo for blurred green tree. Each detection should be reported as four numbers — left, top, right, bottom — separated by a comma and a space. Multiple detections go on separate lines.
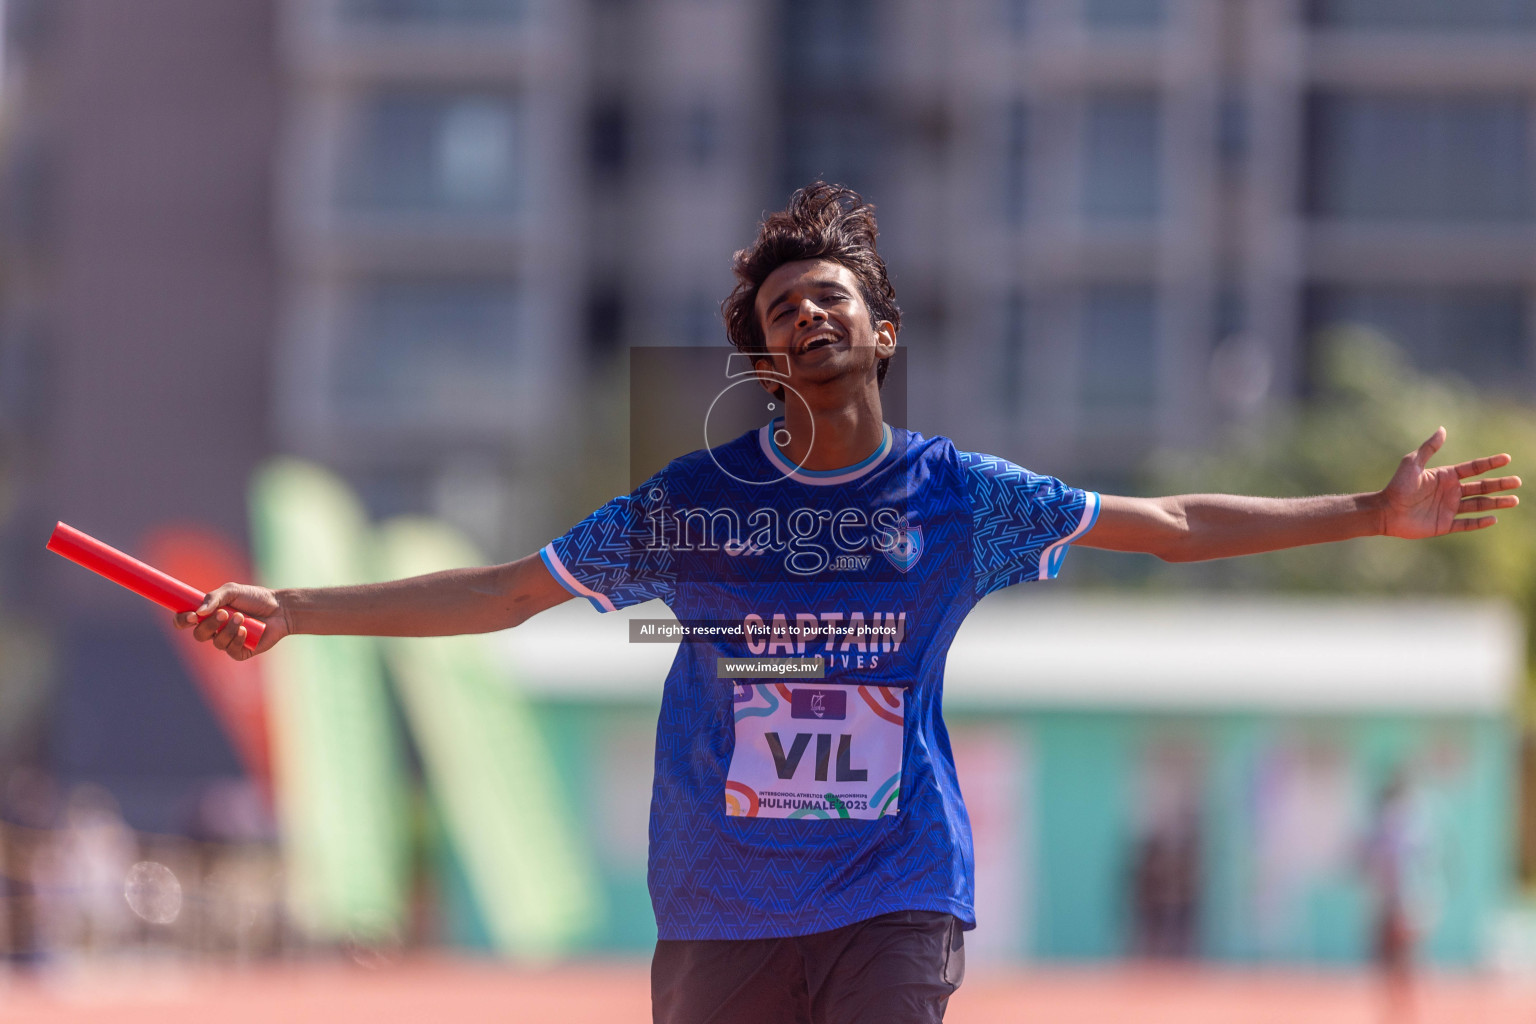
1144, 329, 1536, 690
1142, 327, 1536, 886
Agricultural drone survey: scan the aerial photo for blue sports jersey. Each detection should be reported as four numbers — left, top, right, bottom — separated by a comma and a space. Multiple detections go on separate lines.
541, 422, 1099, 940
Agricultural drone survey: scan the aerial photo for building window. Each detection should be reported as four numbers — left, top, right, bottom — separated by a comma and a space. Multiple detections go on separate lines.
1307, 0, 1536, 30
3, 0, 56, 55
0, 321, 52, 437
1084, 0, 1165, 29
1217, 91, 1249, 174
999, 290, 1027, 418
1306, 286, 1527, 386
1306, 94, 1532, 221
683, 104, 721, 168
780, 0, 877, 87
1214, 285, 1246, 344
777, 0, 881, 196
675, 291, 722, 347
589, 100, 630, 177
585, 283, 626, 358
1083, 94, 1161, 221
779, 105, 882, 198
339, 0, 524, 25
1082, 285, 1158, 411
335, 278, 527, 417
1004, 101, 1029, 224
4, 138, 54, 248
1003, 0, 1031, 36
342, 91, 523, 212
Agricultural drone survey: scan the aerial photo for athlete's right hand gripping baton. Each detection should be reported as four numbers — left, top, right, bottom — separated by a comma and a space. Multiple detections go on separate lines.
46, 521, 266, 651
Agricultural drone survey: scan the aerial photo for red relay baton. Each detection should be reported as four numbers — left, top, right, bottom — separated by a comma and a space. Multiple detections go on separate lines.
46, 521, 266, 651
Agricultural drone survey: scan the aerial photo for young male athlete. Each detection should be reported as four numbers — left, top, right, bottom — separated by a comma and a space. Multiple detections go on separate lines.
181, 184, 1519, 1024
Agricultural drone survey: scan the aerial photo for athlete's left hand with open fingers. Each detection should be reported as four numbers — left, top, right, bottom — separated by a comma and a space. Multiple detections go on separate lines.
1380, 427, 1521, 539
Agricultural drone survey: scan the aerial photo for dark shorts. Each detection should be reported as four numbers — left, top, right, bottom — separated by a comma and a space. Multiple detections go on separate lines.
652, 910, 966, 1024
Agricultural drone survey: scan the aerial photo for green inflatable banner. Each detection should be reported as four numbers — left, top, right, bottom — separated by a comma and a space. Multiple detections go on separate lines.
376, 517, 603, 956
250, 459, 409, 943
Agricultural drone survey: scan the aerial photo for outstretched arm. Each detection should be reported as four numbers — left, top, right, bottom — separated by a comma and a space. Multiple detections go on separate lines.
1077, 428, 1520, 562
174, 551, 576, 661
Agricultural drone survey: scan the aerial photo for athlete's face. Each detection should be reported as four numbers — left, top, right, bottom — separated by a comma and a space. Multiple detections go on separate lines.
752, 259, 896, 394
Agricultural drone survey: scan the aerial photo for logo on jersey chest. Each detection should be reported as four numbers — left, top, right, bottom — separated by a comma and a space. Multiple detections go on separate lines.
881, 517, 924, 572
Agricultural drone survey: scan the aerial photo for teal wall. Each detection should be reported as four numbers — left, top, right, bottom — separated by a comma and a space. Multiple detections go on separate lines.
1017, 710, 1512, 965
505, 697, 1513, 967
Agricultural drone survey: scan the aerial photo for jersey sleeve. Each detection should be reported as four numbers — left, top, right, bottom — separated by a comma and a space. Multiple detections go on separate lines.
959, 451, 1100, 598
539, 470, 675, 612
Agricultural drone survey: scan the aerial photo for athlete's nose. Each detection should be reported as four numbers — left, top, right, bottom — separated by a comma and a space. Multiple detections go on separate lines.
795, 299, 826, 329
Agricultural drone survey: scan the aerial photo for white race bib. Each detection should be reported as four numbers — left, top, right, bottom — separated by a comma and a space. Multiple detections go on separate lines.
726, 682, 904, 820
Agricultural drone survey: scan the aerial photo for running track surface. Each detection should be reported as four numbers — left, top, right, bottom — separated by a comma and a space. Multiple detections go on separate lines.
0, 960, 1531, 1023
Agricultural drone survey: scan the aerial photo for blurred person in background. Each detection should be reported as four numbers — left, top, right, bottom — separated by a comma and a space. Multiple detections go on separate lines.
1128, 744, 1203, 959
1, 769, 59, 965
46, 784, 136, 960
174, 184, 1520, 1024
1130, 807, 1201, 959
1363, 770, 1442, 1023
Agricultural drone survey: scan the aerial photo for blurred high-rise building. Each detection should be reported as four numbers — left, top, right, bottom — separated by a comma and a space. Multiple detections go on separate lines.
16, 0, 1534, 547
273, 0, 777, 549
0, 0, 284, 825
792, 0, 1536, 482
263, 0, 1536, 496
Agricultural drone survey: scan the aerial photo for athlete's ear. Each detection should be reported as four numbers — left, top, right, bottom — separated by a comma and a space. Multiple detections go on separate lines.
754, 356, 784, 397
874, 321, 897, 358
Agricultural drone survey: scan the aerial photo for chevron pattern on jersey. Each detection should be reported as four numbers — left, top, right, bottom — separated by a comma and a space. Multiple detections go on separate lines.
546, 470, 676, 609
546, 427, 1090, 940
960, 451, 1090, 597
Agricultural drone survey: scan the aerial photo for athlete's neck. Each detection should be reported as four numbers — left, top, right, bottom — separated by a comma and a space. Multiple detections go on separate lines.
777, 385, 886, 471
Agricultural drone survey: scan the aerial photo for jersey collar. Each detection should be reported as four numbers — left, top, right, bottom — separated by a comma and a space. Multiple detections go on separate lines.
757, 419, 894, 486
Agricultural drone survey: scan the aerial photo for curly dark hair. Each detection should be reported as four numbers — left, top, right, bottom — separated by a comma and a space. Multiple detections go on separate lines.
721, 182, 900, 394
